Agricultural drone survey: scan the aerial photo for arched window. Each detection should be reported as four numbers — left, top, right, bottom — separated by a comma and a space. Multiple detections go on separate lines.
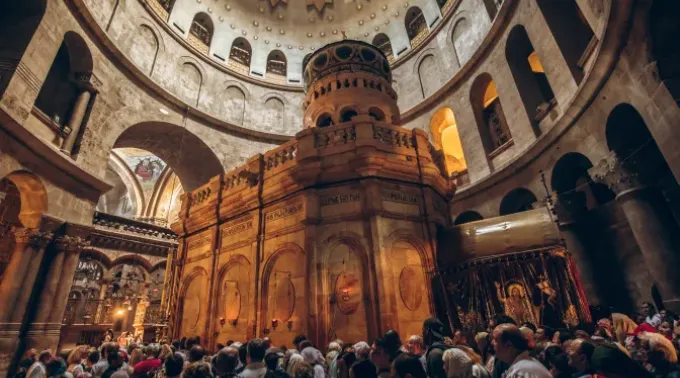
499, 188, 538, 216
228, 37, 252, 75
372, 33, 394, 61
316, 113, 334, 128
536, 0, 595, 84
266, 50, 287, 84
368, 107, 385, 122
470, 73, 512, 156
453, 211, 484, 225
505, 25, 556, 136
430, 108, 467, 175
405, 7, 428, 47
35, 32, 93, 156
551, 152, 613, 212
0, 0, 46, 97
340, 108, 358, 123
188, 12, 213, 54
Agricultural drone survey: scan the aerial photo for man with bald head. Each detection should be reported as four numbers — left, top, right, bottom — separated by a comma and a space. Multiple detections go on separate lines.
492, 324, 551, 378
567, 339, 597, 378
214, 347, 240, 378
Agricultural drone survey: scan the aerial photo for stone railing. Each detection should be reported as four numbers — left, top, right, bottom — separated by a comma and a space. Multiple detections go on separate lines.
228, 59, 250, 76
314, 124, 357, 149
373, 124, 416, 149
93, 212, 177, 241
264, 140, 297, 171
410, 28, 430, 50
187, 33, 209, 55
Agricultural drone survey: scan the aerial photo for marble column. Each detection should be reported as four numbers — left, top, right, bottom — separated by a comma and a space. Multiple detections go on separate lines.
60, 89, 91, 155
0, 229, 53, 378
590, 154, 680, 312
23, 235, 89, 352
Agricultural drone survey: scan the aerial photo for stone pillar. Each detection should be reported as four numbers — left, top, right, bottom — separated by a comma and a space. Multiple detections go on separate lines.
0, 229, 53, 378
60, 89, 91, 155
590, 154, 680, 312
24, 235, 89, 352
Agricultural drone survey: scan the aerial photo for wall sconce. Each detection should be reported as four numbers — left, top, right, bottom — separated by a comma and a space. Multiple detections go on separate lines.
287, 320, 293, 331
219, 317, 226, 327
342, 287, 350, 302
271, 319, 279, 330
230, 319, 238, 326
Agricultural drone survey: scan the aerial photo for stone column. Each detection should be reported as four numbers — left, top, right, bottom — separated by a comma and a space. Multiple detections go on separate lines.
60, 89, 91, 155
24, 235, 89, 351
0, 229, 53, 378
590, 154, 680, 312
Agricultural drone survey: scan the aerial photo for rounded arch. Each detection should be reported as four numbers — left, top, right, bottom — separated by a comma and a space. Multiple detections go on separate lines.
189, 12, 214, 47
316, 113, 334, 128
1, 170, 48, 228
177, 266, 209, 338
339, 107, 358, 123
223, 80, 251, 100
229, 37, 252, 69
112, 121, 222, 191
430, 107, 467, 175
405, 6, 427, 44
79, 248, 114, 270
372, 33, 394, 60
551, 152, 614, 212
470, 73, 512, 155
0, 0, 47, 96
453, 210, 484, 225
266, 49, 287, 77
216, 254, 251, 282
150, 260, 167, 272
62, 31, 94, 74
449, 16, 471, 67
499, 187, 538, 216
368, 107, 385, 122
110, 254, 153, 273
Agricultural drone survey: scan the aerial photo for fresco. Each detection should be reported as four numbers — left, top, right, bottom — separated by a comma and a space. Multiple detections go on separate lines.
115, 148, 167, 201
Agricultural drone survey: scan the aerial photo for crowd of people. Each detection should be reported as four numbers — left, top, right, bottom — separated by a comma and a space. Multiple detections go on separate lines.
13, 302, 680, 378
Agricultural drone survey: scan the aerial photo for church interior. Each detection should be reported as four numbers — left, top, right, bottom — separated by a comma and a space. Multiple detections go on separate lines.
1, 0, 680, 375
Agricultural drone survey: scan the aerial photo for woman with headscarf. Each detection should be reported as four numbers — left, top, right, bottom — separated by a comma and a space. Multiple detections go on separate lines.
301, 347, 327, 378
442, 348, 490, 378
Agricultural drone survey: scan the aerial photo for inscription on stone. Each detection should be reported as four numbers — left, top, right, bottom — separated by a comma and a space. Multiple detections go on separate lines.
187, 232, 212, 250
382, 190, 419, 205
222, 219, 254, 237
320, 192, 361, 206
265, 202, 303, 222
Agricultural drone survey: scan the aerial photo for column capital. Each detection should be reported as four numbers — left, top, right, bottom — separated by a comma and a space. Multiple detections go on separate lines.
588, 153, 643, 195
54, 235, 90, 254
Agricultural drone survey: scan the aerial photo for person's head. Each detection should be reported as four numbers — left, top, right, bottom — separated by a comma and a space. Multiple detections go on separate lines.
293, 335, 307, 350
264, 351, 282, 371
180, 337, 187, 350
382, 330, 402, 359
574, 330, 589, 340
406, 335, 424, 355
38, 350, 53, 365
146, 344, 161, 359
488, 314, 516, 333
327, 342, 342, 355
422, 318, 446, 346
45, 358, 66, 378
370, 337, 390, 369
189, 345, 206, 363
519, 327, 535, 349
520, 322, 537, 333
640, 331, 678, 367
474, 332, 490, 355
492, 324, 528, 364
349, 359, 377, 378
591, 343, 653, 378
165, 352, 185, 377
391, 353, 426, 378
102, 343, 119, 360
566, 338, 595, 373
226, 340, 234, 347
263, 338, 272, 350
182, 362, 214, 378
214, 347, 239, 376
557, 330, 575, 347
247, 338, 266, 363
187, 336, 201, 350
641, 302, 657, 317
293, 361, 315, 378
172, 339, 181, 350
543, 348, 573, 377
353, 341, 371, 361
298, 340, 312, 351
108, 351, 124, 369
659, 321, 673, 337
66, 346, 87, 366
87, 350, 100, 367
159, 344, 173, 361
338, 350, 356, 378
129, 348, 144, 367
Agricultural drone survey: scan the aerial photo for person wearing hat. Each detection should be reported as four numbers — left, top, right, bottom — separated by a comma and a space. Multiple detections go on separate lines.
591, 343, 653, 378
421, 318, 450, 378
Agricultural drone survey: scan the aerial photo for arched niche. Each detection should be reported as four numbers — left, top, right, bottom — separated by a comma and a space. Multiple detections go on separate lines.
418, 54, 439, 98
499, 187, 538, 216
405, 7, 427, 46
0, 0, 46, 97
189, 12, 214, 53
229, 37, 252, 72
316, 113, 334, 128
224, 85, 246, 125
266, 50, 287, 78
339, 107, 358, 123
551, 152, 613, 212
536, 0, 595, 84
113, 122, 222, 191
430, 108, 467, 175
262, 97, 285, 130
215, 256, 251, 342
128, 24, 160, 75
505, 25, 556, 136
179, 267, 209, 338
451, 17, 472, 67
453, 211, 484, 225
35, 31, 93, 132
260, 245, 306, 346
470, 73, 512, 156
372, 33, 394, 61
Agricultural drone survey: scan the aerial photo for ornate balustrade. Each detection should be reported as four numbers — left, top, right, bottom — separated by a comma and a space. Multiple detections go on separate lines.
264, 140, 297, 172
62, 299, 113, 325
314, 123, 357, 149
373, 123, 416, 149
93, 212, 177, 241
143, 301, 163, 325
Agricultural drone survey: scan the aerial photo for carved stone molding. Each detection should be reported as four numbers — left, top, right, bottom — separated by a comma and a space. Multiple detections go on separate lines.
54, 235, 90, 253
14, 229, 55, 249
588, 153, 643, 195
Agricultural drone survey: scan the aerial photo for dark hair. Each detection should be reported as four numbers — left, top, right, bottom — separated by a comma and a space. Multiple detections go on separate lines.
189, 345, 206, 363
45, 358, 66, 377
498, 327, 528, 351
238, 343, 248, 364
350, 360, 377, 378
493, 314, 517, 326
541, 326, 556, 340
263, 338, 272, 350
172, 339, 180, 350
216, 343, 225, 351
576, 341, 596, 362
214, 348, 239, 376
180, 337, 187, 350
382, 330, 403, 360
264, 352, 281, 371
226, 340, 235, 347
643, 302, 657, 315
165, 352, 185, 377
87, 350, 100, 364
558, 330, 574, 345
542, 345, 564, 369
339, 351, 356, 367
392, 353, 426, 378
103, 343, 119, 360
293, 362, 315, 378
183, 362, 214, 378
520, 322, 537, 333
247, 339, 266, 362
298, 340, 312, 351
187, 336, 201, 350
293, 335, 307, 346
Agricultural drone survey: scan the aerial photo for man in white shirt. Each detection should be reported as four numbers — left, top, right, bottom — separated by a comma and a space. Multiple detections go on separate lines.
492, 324, 551, 378
26, 350, 52, 378
642, 302, 662, 327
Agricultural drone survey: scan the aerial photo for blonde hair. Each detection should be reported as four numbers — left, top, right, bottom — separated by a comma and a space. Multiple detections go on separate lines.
640, 332, 678, 364
442, 348, 472, 378
67, 346, 88, 366
159, 344, 173, 361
